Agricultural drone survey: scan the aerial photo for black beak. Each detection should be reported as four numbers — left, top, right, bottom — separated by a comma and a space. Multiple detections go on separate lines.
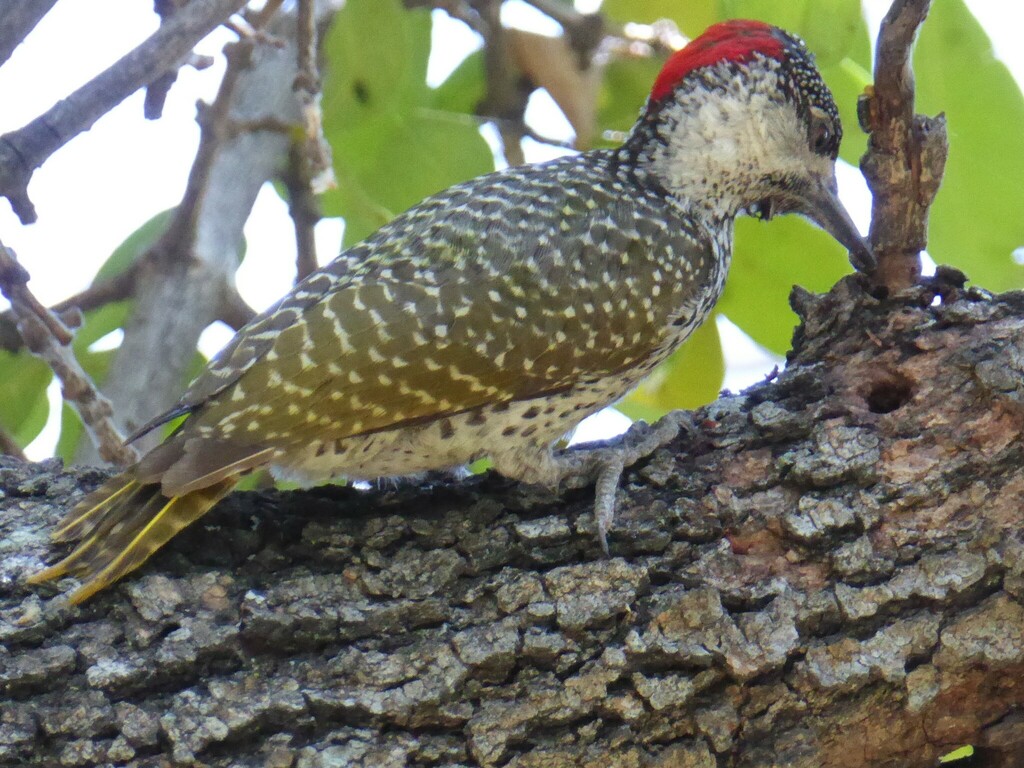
799, 176, 875, 273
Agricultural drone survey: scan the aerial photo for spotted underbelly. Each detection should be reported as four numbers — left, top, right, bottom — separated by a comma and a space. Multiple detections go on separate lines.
269, 374, 637, 486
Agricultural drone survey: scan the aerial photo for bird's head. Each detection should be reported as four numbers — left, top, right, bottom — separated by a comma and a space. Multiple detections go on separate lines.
627, 19, 874, 272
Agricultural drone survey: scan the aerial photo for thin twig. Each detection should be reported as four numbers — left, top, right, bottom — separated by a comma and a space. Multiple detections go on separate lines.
248, 0, 287, 30
0, 0, 248, 224
0, 260, 141, 354
145, 51, 216, 120
521, 0, 605, 66
217, 284, 258, 331
283, 144, 322, 282
604, 20, 687, 59
403, 1, 484, 34
0, 426, 28, 462
283, 0, 332, 282
155, 0, 298, 259
0, 243, 137, 467
0, 0, 58, 69
145, 0, 215, 119
478, 0, 529, 166
859, 0, 948, 292
156, 39, 257, 262
223, 17, 287, 47
294, 0, 317, 95
519, 123, 577, 151
292, 0, 333, 187
521, 0, 580, 29
227, 115, 295, 136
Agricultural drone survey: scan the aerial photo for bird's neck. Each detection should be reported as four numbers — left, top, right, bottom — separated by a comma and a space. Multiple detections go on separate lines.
605, 135, 740, 231
610, 128, 746, 229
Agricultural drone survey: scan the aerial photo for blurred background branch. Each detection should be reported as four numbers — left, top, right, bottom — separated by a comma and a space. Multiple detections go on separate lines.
0, 0, 249, 224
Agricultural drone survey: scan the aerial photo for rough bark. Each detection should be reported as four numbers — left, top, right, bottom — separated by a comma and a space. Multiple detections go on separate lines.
2, 276, 1024, 767
860, 0, 948, 293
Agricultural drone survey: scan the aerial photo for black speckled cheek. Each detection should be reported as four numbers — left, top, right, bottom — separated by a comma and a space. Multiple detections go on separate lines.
774, 31, 843, 153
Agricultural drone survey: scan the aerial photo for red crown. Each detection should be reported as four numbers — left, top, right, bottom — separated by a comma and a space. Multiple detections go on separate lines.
650, 20, 785, 102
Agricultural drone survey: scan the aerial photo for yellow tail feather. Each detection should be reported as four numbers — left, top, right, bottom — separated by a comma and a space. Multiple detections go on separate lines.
51, 479, 143, 542
28, 475, 237, 604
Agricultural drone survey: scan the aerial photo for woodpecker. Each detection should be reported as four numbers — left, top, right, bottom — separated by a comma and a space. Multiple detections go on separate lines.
30, 20, 873, 603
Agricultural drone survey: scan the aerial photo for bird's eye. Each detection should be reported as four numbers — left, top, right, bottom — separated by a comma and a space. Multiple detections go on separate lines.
753, 199, 775, 221
809, 108, 835, 154
812, 122, 831, 152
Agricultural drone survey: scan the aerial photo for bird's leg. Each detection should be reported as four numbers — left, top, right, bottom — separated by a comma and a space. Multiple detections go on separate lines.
494, 411, 695, 552
555, 411, 696, 552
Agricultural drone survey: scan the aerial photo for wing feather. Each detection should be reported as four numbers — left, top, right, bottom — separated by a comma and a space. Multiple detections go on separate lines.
139, 158, 708, 495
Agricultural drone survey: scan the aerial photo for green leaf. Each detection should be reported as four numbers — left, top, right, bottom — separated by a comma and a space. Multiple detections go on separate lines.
0, 350, 51, 448
939, 746, 974, 763
619, 318, 724, 421
430, 49, 485, 115
601, 0, 718, 37
96, 210, 173, 283
719, 0, 864, 66
321, 0, 430, 127
914, 0, 1024, 290
326, 110, 494, 246
718, 216, 851, 354
597, 57, 662, 141
320, 0, 495, 247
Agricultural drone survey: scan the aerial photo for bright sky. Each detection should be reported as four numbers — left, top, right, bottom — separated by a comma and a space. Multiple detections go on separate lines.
1, 1, 1021, 458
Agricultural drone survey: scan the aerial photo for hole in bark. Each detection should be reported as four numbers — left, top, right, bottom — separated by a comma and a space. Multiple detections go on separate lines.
153, 621, 182, 642
865, 374, 915, 414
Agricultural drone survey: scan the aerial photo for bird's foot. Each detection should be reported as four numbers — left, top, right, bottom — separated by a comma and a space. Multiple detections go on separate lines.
555, 410, 696, 553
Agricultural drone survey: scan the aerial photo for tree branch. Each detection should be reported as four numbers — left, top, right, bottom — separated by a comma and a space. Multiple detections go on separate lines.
3, 276, 1023, 766
158, 40, 257, 261
216, 282, 258, 331
283, 144, 323, 283
477, 0, 529, 166
145, 0, 220, 120
0, 427, 27, 462
0, 261, 141, 354
521, 0, 605, 67
80, 7, 317, 463
0, 0, 248, 224
73, 39, 259, 463
0, 0, 58, 68
0, 243, 137, 467
405, 0, 486, 35
284, 0, 331, 283
859, 0, 948, 293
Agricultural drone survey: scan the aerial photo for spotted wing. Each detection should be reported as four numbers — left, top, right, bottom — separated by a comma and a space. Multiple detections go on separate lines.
139, 158, 711, 494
